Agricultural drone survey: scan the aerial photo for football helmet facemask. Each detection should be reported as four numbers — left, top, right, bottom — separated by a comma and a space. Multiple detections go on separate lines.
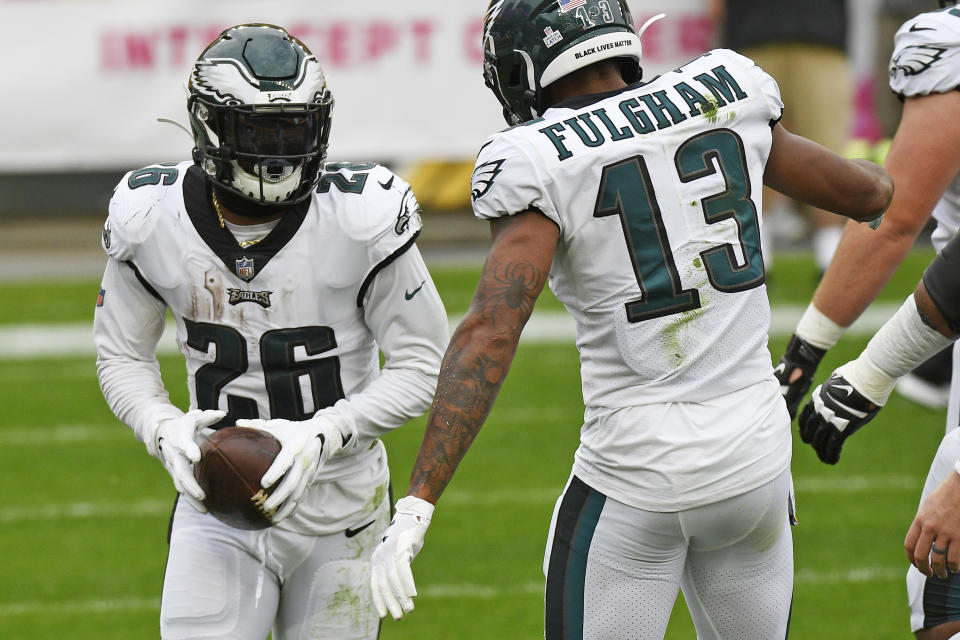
482, 0, 659, 125
187, 24, 333, 206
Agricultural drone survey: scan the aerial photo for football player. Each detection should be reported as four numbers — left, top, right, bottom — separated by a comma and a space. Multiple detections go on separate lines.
93, 24, 448, 640
370, 1, 891, 638
791, 4, 960, 637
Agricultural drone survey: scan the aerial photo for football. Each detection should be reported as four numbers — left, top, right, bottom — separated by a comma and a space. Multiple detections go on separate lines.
193, 426, 283, 530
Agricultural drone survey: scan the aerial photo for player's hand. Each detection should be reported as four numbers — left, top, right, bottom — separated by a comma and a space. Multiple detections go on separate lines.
773, 334, 827, 419
154, 409, 226, 512
370, 496, 435, 619
236, 413, 355, 522
906, 471, 960, 579
797, 372, 880, 464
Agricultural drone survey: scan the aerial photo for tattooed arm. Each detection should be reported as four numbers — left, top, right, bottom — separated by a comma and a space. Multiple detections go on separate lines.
370, 210, 559, 619
408, 210, 560, 504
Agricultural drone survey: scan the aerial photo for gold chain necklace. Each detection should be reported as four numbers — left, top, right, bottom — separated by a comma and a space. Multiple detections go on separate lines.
211, 191, 263, 249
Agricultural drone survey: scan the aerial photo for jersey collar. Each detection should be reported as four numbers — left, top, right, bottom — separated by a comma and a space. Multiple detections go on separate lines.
183, 165, 309, 282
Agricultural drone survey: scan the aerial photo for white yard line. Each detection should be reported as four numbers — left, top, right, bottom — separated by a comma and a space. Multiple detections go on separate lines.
0, 475, 921, 524
0, 304, 901, 359
0, 566, 908, 617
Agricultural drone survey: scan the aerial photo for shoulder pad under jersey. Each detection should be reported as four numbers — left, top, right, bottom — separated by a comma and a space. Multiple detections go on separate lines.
102, 161, 191, 261
315, 162, 423, 264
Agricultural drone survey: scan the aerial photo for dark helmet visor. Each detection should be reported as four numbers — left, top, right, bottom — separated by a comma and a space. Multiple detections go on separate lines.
232, 107, 321, 158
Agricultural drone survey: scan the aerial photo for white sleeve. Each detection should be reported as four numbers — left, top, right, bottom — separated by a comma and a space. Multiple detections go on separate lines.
471, 134, 561, 228
93, 257, 183, 455
322, 245, 448, 444
714, 48, 784, 123
889, 10, 960, 98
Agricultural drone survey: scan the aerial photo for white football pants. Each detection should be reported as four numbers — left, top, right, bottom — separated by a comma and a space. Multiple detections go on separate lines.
543, 469, 794, 640
159, 487, 390, 640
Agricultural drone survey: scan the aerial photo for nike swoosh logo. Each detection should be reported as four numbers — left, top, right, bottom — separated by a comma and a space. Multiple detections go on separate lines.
379, 175, 395, 190
345, 520, 376, 538
405, 280, 426, 300
910, 23, 935, 32
833, 384, 854, 397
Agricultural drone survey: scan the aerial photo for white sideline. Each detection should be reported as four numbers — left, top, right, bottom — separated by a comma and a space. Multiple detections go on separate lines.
0, 567, 906, 617
0, 475, 921, 525
0, 304, 901, 359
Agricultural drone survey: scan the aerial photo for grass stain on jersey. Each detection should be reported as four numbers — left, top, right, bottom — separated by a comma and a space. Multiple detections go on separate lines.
663, 306, 705, 367
693, 257, 703, 269
703, 96, 721, 124
366, 482, 388, 515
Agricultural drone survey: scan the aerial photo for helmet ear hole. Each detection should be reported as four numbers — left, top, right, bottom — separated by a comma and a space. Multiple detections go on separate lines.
619, 59, 642, 84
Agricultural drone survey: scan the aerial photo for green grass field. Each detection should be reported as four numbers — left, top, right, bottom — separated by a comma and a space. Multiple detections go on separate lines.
0, 249, 946, 639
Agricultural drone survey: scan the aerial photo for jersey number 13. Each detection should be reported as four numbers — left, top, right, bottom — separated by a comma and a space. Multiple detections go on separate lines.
594, 128, 764, 323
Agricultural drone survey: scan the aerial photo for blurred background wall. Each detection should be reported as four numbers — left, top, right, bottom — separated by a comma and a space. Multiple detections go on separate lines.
0, 0, 891, 224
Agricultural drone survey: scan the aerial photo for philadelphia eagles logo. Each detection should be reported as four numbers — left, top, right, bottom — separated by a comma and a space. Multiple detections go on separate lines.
891, 45, 947, 78
471, 159, 506, 201
227, 288, 273, 308
395, 188, 421, 235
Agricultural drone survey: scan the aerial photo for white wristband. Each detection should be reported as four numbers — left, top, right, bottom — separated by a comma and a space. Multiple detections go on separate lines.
396, 495, 435, 522
796, 303, 847, 350
954, 457, 960, 479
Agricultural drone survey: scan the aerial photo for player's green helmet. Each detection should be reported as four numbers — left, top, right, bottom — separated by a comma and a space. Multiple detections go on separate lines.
187, 24, 333, 205
482, 0, 653, 125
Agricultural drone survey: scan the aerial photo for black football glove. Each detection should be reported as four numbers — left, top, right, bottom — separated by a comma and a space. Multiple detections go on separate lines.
798, 373, 881, 465
774, 334, 827, 419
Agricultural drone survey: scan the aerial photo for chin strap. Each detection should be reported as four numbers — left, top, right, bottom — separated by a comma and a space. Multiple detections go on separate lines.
156, 117, 193, 141
637, 13, 666, 38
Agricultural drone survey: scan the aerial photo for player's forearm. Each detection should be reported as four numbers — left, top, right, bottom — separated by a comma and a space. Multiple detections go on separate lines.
810, 219, 918, 328
350, 249, 449, 442
94, 259, 178, 450
97, 356, 182, 452
765, 126, 893, 221
407, 313, 520, 504
406, 213, 553, 504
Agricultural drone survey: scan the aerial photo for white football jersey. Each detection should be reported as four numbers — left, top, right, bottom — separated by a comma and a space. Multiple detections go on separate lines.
471, 49, 791, 511
890, 7, 960, 250
94, 160, 448, 534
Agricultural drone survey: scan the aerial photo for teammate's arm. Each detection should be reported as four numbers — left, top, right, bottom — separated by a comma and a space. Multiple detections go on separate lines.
774, 93, 960, 418
796, 233, 960, 465
764, 121, 894, 417
811, 91, 960, 327
370, 210, 559, 619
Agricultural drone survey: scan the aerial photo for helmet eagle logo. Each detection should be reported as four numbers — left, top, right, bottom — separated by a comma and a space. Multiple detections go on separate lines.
192, 59, 262, 105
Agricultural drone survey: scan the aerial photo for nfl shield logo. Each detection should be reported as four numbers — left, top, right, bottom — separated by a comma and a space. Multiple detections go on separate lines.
236, 256, 255, 281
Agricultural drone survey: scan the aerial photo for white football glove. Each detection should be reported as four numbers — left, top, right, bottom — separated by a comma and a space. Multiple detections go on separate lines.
236, 412, 356, 523
151, 409, 226, 512
370, 495, 435, 620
